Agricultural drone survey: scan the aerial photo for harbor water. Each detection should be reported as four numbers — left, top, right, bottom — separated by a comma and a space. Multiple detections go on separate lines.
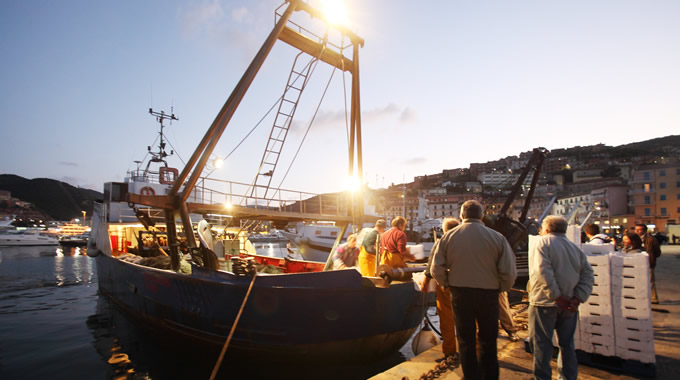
0, 244, 434, 379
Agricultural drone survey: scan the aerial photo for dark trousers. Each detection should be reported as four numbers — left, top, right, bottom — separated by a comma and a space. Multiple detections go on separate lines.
450, 287, 500, 380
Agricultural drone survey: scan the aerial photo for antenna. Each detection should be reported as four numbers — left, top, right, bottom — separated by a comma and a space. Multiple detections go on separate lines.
146, 108, 179, 174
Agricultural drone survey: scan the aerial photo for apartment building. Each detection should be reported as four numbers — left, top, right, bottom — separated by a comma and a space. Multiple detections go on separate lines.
629, 163, 680, 232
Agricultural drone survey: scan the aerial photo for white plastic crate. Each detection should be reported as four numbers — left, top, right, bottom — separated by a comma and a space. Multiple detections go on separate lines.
611, 282, 651, 299
583, 243, 615, 256
614, 324, 654, 343
616, 303, 653, 319
615, 339, 656, 363
610, 252, 649, 268
616, 315, 654, 333
580, 333, 616, 356
580, 294, 612, 316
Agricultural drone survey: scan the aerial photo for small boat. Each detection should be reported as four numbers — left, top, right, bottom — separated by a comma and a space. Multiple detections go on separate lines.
0, 230, 59, 246
59, 233, 89, 246
88, 0, 424, 366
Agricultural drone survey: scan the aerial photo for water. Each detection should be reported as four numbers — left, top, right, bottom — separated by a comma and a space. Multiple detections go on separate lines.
0, 245, 429, 379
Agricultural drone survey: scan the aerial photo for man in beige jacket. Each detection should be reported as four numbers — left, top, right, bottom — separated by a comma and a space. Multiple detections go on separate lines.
432, 200, 516, 380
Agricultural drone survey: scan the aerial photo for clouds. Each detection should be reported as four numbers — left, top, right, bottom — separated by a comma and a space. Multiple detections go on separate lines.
401, 156, 427, 166
58, 161, 78, 167
289, 102, 415, 135
179, 0, 225, 39
178, 1, 260, 62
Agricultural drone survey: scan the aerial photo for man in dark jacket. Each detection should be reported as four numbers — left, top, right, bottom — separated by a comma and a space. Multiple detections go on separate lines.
635, 224, 661, 304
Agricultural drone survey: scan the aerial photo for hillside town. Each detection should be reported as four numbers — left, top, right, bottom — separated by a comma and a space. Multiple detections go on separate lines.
370, 142, 680, 243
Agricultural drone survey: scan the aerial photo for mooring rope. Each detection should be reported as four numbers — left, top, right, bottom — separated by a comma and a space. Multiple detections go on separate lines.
209, 271, 257, 380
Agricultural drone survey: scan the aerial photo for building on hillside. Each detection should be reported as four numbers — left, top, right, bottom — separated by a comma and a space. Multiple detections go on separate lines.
508, 195, 556, 222
573, 168, 604, 183
0, 190, 10, 201
553, 192, 593, 225
477, 171, 533, 188
589, 184, 629, 217
629, 163, 680, 232
381, 195, 427, 230
419, 188, 446, 197
562, 177, 626, 196
545, 156, 575, 173
426, 194, 481, 219
464, 182, 483, 193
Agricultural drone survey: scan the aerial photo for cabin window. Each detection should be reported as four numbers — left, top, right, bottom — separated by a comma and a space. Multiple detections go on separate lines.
315, 230, 322, 236
330, 231, 337, 236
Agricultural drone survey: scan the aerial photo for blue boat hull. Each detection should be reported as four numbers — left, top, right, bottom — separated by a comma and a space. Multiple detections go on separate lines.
95, 254, 424, 363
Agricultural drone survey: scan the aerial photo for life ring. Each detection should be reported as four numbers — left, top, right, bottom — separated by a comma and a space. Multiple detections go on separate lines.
140, 186, 155, 196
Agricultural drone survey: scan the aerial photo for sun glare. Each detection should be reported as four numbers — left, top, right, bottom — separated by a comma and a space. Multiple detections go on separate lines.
345, 175, 360, 193
321, 0, 350, 27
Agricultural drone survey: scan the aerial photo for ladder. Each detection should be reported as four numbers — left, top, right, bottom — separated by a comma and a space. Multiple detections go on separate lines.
250, 52, 315, 201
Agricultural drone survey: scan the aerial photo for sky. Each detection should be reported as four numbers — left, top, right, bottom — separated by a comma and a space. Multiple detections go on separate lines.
1, 0, 679, 197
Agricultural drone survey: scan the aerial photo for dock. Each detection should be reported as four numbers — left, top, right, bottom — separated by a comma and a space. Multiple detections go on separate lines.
372, 244, 680, 379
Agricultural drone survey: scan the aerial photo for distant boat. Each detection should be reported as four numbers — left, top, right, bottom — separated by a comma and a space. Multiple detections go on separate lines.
59, 233, 89, 246
0, 230, 59, 246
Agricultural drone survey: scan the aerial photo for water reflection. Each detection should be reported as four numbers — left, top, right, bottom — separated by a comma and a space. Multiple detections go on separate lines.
87, 294, 408, 380
57, 245, 87, 257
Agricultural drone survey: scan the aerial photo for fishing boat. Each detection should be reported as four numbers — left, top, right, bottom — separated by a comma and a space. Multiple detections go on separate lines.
88, 0, 424, 366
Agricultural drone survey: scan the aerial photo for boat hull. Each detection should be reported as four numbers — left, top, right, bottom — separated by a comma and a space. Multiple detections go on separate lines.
95, 254, 423, 363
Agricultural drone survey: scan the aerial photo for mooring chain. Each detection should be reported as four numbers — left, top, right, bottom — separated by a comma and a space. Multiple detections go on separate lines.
399, 353, 459, 380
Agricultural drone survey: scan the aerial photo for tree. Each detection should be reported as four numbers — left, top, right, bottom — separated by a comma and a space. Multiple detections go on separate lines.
601, 165, 622, 178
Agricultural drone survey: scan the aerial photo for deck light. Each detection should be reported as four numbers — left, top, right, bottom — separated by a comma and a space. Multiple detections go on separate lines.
225, 202, 233, 210
213, 158, 224, 169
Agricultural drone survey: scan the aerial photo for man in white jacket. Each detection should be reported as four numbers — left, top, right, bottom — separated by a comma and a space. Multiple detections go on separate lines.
528, 216, 594, 380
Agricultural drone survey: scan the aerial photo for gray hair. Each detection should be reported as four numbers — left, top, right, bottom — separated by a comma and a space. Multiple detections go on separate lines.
460, 200, 483, 220
542, 215, 568, 234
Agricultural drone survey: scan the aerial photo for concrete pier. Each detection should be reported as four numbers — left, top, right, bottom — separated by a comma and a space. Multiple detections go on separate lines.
373, 244, 680, 379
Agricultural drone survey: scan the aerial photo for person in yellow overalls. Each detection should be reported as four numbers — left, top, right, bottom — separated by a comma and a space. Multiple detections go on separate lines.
423, 217, 460, 358
358, 219, 386, 276
380, 216, 416, 268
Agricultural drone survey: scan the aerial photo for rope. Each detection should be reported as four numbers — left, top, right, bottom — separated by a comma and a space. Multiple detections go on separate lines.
209, 273, 257, 380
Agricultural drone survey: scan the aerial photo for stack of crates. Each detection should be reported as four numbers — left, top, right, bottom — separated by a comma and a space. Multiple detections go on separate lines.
578, 245, 616, 356
610, 252, 656, 364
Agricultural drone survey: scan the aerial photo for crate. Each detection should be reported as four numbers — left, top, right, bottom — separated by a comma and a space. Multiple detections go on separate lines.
580, 314, 614, 336
579, 295, 612, 316
583, 244, 615, 256
611, 282, 650, 299
614, 324, 654, 343
610, 252, 649, 268
616, 315, 654, 333
615, 300, 652, 318
615, 339, 656, 363
579, 333, 616, 356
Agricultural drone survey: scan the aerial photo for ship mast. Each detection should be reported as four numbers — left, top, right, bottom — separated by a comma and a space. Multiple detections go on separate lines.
128, 0, 367, 271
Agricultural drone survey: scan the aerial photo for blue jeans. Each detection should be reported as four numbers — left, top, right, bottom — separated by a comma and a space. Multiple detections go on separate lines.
529, 305, 578, 380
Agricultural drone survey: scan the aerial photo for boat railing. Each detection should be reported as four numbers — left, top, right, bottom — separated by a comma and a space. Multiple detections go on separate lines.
193, 177, 350, 217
